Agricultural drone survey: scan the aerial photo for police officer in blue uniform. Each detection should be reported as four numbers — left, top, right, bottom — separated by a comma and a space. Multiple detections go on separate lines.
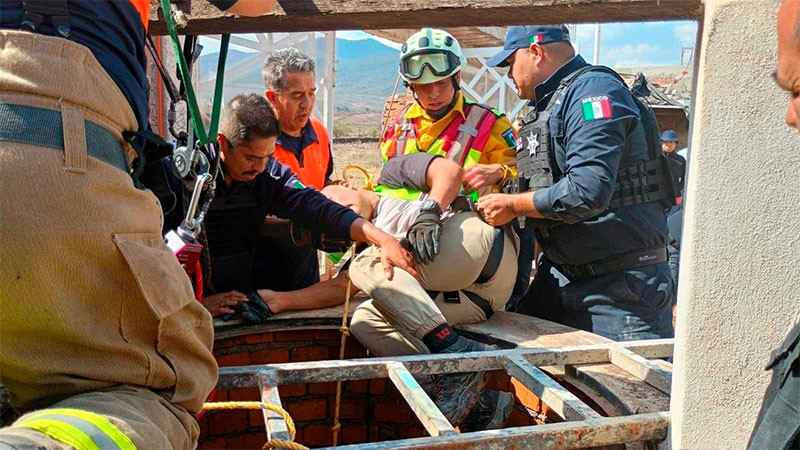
477, 25, 674, 341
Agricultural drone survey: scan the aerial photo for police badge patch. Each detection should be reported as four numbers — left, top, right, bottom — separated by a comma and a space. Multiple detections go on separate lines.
527, 132, 540, 156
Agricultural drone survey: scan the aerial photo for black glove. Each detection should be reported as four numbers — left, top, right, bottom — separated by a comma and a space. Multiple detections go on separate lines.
223, 291, 274, 323
406, 199, 443, 265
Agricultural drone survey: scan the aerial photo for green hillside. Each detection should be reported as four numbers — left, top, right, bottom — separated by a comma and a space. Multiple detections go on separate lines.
197, 38, 400, 113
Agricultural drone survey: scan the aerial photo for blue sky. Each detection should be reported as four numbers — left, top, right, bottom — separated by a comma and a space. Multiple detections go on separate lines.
200, 20, 698, 69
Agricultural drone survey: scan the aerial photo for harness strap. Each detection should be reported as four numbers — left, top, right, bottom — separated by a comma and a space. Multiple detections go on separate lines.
159, 0, 229, 145
21, 0, 70, 37
449, 104, 494, 167
463, 291, 494, 319
423, 227, 505, 319
427, 290, 495, 319
394, 104, 414, 157
475, 227, 505, 284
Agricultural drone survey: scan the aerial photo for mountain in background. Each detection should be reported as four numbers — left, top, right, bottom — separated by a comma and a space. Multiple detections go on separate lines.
196, 37, 400, 113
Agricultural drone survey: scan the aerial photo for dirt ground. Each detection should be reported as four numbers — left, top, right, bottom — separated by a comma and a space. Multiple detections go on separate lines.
330, 140, 383, 188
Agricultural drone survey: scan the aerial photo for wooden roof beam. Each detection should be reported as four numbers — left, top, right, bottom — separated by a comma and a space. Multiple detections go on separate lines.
148, 0, 703, 36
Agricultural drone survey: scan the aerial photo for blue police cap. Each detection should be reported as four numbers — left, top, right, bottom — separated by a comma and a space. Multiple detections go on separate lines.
487, 25, 571, 68
660, 130, 679, 142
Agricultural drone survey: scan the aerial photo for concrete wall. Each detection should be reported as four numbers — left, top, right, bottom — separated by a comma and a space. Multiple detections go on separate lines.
670, 0, 800, 448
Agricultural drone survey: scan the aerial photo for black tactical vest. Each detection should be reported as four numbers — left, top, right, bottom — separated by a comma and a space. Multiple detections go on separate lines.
513, 66, 677, 215
202, 191, 262, 295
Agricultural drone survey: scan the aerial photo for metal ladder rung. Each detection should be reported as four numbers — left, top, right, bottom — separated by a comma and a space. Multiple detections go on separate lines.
504, 355, 601, 421
259, 372, 291, 442
329, 412, 670, 450
212, 340, 674, 449
608, 347, 672, 395
385, 362, 457, 436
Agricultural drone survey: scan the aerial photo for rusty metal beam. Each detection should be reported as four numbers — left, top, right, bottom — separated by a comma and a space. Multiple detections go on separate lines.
218, 344, 612, 389
148, 1, 703, 36
385, 362, 457, 436
504, 355, 601, 421
608, 347, 672, 395
327, 412, 670, 449
216, 341, 673, 389
258, 372, 291, 443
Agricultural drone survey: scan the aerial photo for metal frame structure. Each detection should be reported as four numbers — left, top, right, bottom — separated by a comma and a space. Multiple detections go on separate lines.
198, 32, 336, 136
217, 339, 673, 449
460, 47, 527, 120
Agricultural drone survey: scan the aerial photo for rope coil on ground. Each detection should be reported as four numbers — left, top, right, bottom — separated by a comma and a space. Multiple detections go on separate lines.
201, 401, 308, 450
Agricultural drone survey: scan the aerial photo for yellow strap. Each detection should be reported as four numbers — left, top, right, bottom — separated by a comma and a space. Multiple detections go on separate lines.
16, 408, 136, 450
15, 418, 101, 450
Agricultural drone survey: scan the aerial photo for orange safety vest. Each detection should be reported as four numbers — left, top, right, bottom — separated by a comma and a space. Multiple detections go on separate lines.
130, 0, 150, 30
272, 117, 332, 190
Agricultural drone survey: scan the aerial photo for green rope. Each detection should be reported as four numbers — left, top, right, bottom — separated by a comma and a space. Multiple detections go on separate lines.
159, 0, 228, 145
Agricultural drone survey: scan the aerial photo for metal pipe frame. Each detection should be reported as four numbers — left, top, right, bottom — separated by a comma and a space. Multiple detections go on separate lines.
217, 339, 673, 449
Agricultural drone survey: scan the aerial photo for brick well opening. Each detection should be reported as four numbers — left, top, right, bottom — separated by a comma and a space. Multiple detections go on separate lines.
198, 322, 606, 450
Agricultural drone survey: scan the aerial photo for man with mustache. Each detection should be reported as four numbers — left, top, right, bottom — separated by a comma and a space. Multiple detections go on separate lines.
182, 94, 415, 321
255, 48, 337, 297
478, 25, 675, 342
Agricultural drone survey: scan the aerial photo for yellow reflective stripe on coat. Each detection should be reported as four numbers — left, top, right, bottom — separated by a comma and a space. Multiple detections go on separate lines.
15, 408, 136, 450
464, 148, 482, 167
373, 184, 421, 201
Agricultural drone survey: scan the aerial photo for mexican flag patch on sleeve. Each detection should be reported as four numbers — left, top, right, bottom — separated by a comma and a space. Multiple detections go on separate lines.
581, 96, 612, 121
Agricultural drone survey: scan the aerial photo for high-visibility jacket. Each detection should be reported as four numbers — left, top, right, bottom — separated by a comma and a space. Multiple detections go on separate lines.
378, 92, 518, 200
131, 0, 150, 29
272, 117, 332, 190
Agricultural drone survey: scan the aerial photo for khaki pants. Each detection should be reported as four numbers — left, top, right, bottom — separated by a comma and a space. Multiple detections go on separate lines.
0, 31, 216, 448
349, 212, 518, 356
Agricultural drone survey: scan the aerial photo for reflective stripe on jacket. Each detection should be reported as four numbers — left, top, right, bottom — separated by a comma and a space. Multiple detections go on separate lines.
378, 92, 518, 201
14, 408, 136, 450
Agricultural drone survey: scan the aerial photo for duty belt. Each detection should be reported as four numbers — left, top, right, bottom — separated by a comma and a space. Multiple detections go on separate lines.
555, 246, 667, 280
425, 226, 505, 319
0, 103, 129, 173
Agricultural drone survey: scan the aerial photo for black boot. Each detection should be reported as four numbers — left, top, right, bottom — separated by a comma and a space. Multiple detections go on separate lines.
459, 389, 514, 432
433, 336, 495, 426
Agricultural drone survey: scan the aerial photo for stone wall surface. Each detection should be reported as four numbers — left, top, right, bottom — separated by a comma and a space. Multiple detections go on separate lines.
670, 0, 800, 448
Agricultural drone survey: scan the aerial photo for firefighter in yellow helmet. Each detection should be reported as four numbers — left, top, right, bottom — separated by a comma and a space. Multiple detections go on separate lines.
346, 28, 528, 431
381, 28, 517, 194
380, 27, 534, 319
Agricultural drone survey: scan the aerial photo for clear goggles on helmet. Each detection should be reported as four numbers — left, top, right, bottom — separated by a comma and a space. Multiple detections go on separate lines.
400, 49, 461, 80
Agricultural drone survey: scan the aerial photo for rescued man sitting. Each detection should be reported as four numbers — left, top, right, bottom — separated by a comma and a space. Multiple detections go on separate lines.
321, 152, 519, 432
163, 93, 415, 320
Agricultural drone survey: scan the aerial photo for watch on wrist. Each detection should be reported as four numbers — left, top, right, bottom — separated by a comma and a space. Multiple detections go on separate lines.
420, 199, 442, 215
